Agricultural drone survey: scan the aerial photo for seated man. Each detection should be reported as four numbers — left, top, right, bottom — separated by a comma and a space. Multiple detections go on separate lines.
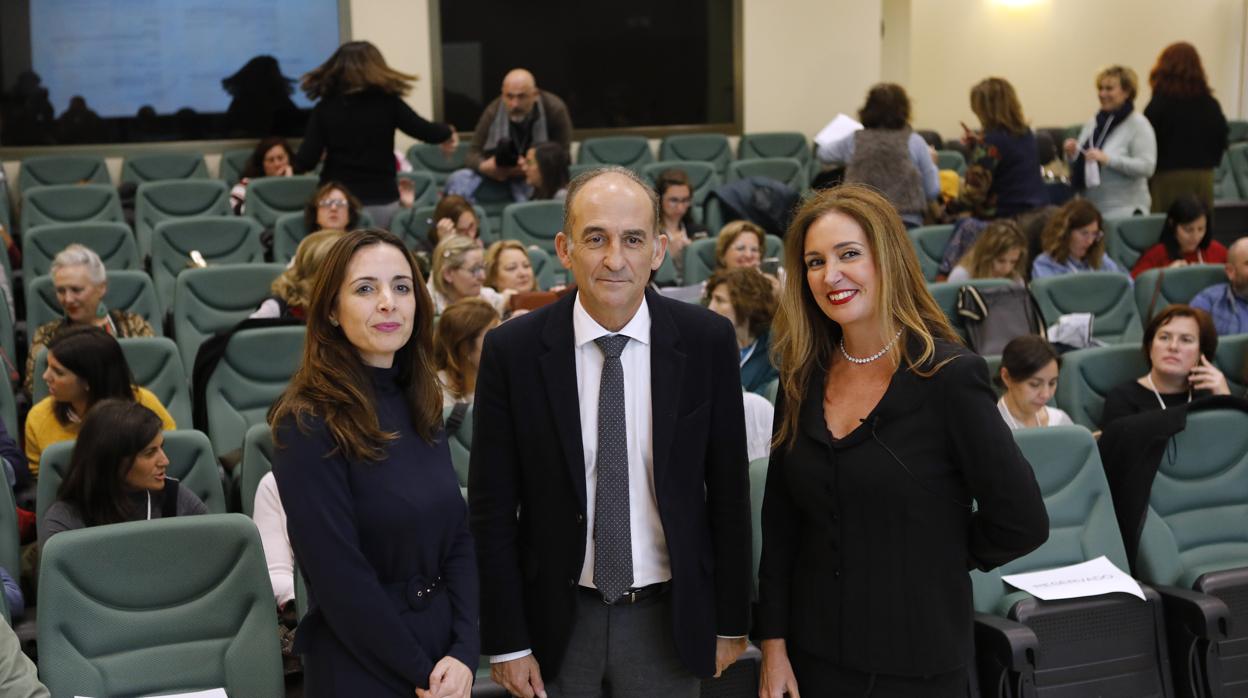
1190, 237, 1248, 335
446, 68, 572, 203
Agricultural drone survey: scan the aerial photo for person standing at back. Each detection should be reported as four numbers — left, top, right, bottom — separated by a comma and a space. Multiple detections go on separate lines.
1145, 42, 1228, 213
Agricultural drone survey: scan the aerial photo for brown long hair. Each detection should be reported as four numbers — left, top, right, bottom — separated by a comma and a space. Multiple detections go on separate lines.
970, 77, 1029, 136
301, 41, 417, 100
771, 185, 959, 450
269, 229, 442, 460
1041, 199, 1106, 267
433, 298, 500, 401
959, 220, 1028, 281
1149, 42, 1211, 98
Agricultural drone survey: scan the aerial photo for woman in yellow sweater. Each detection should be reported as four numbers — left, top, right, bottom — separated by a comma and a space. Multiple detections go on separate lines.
25, 326, 175, 476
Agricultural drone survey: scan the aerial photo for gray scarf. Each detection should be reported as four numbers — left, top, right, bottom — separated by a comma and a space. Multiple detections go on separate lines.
484, 93, 548, 152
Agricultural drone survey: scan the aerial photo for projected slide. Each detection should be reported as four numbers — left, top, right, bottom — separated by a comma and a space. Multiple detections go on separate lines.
30, 0, 340, 117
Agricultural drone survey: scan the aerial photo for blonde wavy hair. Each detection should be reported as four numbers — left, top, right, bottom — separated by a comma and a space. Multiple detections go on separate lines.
270, 230, 344, 309
430, 235, 480, 298
771, 185, 959, 450
484, 240, 537, 291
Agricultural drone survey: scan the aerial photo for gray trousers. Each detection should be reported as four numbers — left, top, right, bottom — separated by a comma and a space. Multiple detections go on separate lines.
546, 588, 700, 698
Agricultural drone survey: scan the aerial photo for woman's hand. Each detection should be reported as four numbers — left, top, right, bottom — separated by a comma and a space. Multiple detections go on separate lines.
1191, 355, 1231, 395
1084, 147, 1109, 165
416, 655, 473, 698
436, 217, 457, 241
278, 164, 293, 177
759, 638, 800, 698
1063, 138, 1079, 159
398, 178, 416, 208
441, 127, 460, 157
1168, 259, 1190, 269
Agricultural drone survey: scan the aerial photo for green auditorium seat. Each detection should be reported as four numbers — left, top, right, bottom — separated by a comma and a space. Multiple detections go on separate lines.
152, 216, 265, 313
1229, 120, 1248, 144
17, 154, 110, 192
389, 204, 490, 254
738, 132, 811, 166
726, 157, 806, 191
219, 147, 253, 187
501, 200, 565, 256
203, 326, 305, 458
1215, 150, 1241, 201
0, 370, 16, 445
271, 209, 374, 263
244, 175, 319, 229
26, 269, 163, 339
526, 245, 556, 291
134, 179, 232, 259
406, 141, 472, 186
21, 222, 141, 284
748, 456, 768, 593
925, 278, 1016, 343
38, 514, 283, 698
568, 163, 600, 180
397, 170, 439, 209
1229, 144, 1248, 205
240, 422, 275, 518
1135, 409, 1248, 696
32, 337, 192, 426
935, 149, 967, 175
1105, 213, 1166, 271
971, 426, 1173, 697
659, 134, 733, 176
172, 264, 286, 370
1030, 271, 1142, 344
19, 184, 124, 232
1216, 333, 1248, 396
442, 403, 473, 489
1133, 264, 1227, 322
982, 354, 1005, 397
0, 479, 16, 624
577, 136, 654, 171
120, 152, 209, 185
1054, 345, 1147, 430
760, 379, 778, 405
682, 234, 783, 286
906, 224, 955, 282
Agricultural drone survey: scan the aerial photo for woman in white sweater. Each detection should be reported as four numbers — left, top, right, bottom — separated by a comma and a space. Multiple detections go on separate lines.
1064, 65, 1157, 218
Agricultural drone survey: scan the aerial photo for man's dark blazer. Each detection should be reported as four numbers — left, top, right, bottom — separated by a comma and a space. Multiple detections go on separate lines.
468, 288, 753, 680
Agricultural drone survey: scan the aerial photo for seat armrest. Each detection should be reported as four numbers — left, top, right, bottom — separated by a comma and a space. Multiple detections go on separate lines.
974, 611, 1039, 672
1153, 584, 1230, 640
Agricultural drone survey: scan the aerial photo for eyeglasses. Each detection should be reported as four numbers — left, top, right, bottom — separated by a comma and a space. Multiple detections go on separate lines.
664, 196, 692, 206
1072, 228, 1104, 241
318, 199, 349, 210
459, 264, 486, 276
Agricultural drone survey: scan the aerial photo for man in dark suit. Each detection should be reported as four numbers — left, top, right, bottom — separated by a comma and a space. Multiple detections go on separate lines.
469, 166, 753, 698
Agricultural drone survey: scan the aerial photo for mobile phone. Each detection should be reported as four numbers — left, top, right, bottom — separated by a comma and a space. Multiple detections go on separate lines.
760, 257, 781, 276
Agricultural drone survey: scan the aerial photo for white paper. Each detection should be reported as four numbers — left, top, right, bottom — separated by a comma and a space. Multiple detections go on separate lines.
1002, 555, 1145, 601
79, 690, 228, 698
1084, 159, 1101, 188
814, 113, 863, 149
1047, 312, 1094, 349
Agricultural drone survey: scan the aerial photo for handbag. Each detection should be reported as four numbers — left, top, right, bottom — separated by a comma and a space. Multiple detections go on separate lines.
956, 284, 1047, 355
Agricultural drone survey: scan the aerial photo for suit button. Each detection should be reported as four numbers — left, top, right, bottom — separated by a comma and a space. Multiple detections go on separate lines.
576, 513, 585, 525
568, 578, 576, 587
833, 570, 841, 579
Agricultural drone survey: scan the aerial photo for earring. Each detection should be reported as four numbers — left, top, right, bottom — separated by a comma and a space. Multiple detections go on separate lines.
329, 317, 339, 327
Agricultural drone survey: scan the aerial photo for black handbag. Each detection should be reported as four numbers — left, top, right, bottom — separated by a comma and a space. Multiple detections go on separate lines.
956, 285, 1047, 355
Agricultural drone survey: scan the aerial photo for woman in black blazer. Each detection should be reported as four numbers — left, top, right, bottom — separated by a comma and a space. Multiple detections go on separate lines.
756, 185, 1049, 697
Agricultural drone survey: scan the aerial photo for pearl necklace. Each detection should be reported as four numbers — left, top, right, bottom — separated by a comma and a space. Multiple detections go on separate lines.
839, 329, 903, 365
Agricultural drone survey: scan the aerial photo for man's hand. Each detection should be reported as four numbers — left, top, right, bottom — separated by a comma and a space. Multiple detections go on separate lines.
479, 156, 507, 182
759, 639, 800, 698
715, 636, 749, 678
491, 655, 547, 698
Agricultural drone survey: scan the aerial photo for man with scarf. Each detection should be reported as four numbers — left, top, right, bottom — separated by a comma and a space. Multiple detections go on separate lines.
1063, 65, 1157, 218
447, 69, 573, 203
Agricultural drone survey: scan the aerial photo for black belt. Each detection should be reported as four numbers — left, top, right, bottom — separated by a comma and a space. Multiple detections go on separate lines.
383, 575, 443, 612
581, 581, 670, 606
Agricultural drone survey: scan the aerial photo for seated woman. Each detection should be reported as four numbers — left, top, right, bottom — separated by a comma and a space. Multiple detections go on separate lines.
948, 220, 1028, 284
484, 240, 536, 293
1131, 194, 1227, 277
522, 142, 570, 201
655, 168, 709, 282
26, 244, 155, 397
40, 398, 204, 547
1100, 304, 1230, 429
1031, 199, 1127, 278
424, 195, 482, 254
716, 221, 766, 271
705, 267, 779, 394
433, 298, 500, 407
995, 335, 1074, 430
428, 235, 507, 315
251, 230, 344, 320
303, 181, 362, 234
231, 136, 294, 215
25, 326, 176, 476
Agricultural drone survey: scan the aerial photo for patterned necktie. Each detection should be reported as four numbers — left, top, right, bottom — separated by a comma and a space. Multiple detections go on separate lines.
593, 334, 633, 602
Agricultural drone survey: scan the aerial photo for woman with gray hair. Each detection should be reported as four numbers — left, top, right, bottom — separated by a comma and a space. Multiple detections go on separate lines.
25, 244, 154, 397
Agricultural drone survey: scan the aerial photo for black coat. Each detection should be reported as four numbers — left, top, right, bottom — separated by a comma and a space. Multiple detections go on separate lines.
468, 289, 753, 680
755, 339, 1048, 676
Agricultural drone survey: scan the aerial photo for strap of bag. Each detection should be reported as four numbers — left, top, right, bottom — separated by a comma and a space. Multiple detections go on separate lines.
1146, 269, 1165, 322
446, 401, 469, 436
956, 285, 988, 323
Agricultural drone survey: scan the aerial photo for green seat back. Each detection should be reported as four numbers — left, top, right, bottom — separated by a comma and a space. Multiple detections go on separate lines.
748, 456, 768, 595
738, 132, 810, 165
577, 136, 654, 170
760, 378, 778, 405
17, 155, 110, 193
120, 153, 209, 185
972, 426, 1127, 616
32, 337, 191, 426
641, 160, 720, 222
152, 216, 265, 313
501, 200, 566, 256
397, 170, 439, 209
272, 209, 374, 263
659, 134, 733, 176
1136, 410, 1248, 588
134, 179, 231, 259
1133, 264, 1227, 322
26, 269, 162, 339
0, 476, 17, 622
527, 245, 556, 291
936, 149, 967, 175
1215, 333, 1248, 397
568, 163, 600, 180
907, 224, 955, 282
21, 222, 141, 283
389, 204, 491, 253
1055, 344, 1148, 429
652, 251, 679, 286
245, 175, 319, 228
1230, 121, 1248, 144
683, 235, 783, 286
1105, 214, 1166, 270
1030, 272, 1142, 344
240, 423, 275, 518
1215, 151, 1241, 201
925, 278, 1016, 342
20, 184, 124, 232
1229, 144, 1248, 205
406, 141, 472, 185
726, 157, 806, 191
443, 404, 473, 487
0, 373, 16, 447
204, 326, 305, 457
983, 354, 1005, 397
219, 148, 253, 187
37, 514, 283, 698
172, 264, 286, 370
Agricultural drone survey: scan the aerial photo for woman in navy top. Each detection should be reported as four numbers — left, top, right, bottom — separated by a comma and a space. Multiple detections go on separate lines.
270, 229, 477, 698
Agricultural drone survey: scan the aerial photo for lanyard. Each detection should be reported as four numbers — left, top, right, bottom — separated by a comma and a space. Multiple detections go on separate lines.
146, 491, 152, 520
1144, 374, 1191, 410
739, 340, 757, 367
1091, 115, 1116, 150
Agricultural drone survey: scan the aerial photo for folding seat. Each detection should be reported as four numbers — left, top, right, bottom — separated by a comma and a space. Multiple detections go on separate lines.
0, 482, 15, 623
218, 147, 253, 187
982, 354, 1005, 396
443, 403, 473, 492
151, 216, 265, 313
659, 134, 733, 176
16, 154, 109, 192
19, 184, 124, 232
726, 157, 806, 192
244, 175, 319, 229
1135, 409, 1248, 696
501, 200, 565, 256
737, 132, 811, 167
1054, 345, 1147, 429
1215, 151, 1241, 201
471, 179, 514, 239
202, 325, 305, 458
1030, 271, 1143, 344
406, 141, 472, 186
272, 209, 376, 263
1227, 144, 1248, 210
972, 426, 1174, 697
134, 179, 231, 258
1133, 265, 1227, 322
568, 162, 600, 180
936, 149, 967, 175
576, 136, 654, 171
38, 514, 283, 697
760, 379, 779, 406
1229, 120, 1248, 144
1215, 333, 1248, 396
907, 224, 955, 282
641, 160, 720, 221
682, 234, 783, 286
240, 422, 275, 518
172, 264, 286, 370
26, 269, 163, 339
0, 370, 16, 443
1105, 213, 1166, 270
21, 221, 141, 284
389, 203, 490, 254
524, 245, 557, 291
120, 152, 209, 185
397, 170, 439, 209
925, 278, 1016, 342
